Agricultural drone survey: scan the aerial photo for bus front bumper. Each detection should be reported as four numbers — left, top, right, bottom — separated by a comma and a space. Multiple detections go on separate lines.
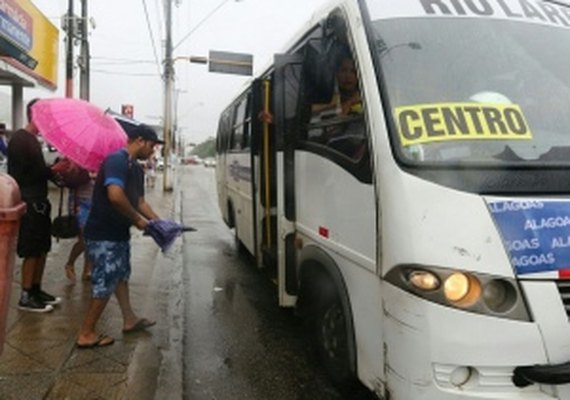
514, 361, 570, 387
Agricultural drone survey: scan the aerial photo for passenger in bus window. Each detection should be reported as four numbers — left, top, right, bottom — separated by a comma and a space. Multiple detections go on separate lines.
311, 55, 362, 119
309, 52, 366, 160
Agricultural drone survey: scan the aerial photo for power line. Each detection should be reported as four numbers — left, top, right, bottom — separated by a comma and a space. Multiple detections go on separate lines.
173, 0, 233, 50
141, 0, 162, 76
91, 57, 156, 65
154, 0, 164, 42
91, 68, 160, 77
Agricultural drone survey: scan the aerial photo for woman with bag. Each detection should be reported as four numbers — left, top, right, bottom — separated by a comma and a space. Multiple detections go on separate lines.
64, 174, 95, 282
49, 156, 94, 282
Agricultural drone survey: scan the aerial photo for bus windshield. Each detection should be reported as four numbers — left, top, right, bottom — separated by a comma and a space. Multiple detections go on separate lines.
372, 15, 570, 165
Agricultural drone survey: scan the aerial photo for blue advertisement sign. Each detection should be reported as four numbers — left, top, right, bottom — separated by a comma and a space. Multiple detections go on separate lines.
489, 200, 570, 275
0, 0, 33, 52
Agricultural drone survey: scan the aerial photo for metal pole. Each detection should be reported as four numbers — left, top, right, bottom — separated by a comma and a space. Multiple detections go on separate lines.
79, 0, 90, 100
65, 0, 74, 98
163, 0, 173, 191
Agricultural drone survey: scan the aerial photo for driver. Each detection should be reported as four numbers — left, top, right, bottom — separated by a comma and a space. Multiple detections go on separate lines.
311, 54, 363, 119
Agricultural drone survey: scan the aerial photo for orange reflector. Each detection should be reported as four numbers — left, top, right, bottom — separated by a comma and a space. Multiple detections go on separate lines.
319, 226, 329, 238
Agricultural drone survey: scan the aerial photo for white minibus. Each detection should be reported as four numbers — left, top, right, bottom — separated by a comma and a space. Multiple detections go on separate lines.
216, 0, 570, 398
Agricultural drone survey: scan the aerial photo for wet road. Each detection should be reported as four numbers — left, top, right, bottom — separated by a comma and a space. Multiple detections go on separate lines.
175, 166, 376, 400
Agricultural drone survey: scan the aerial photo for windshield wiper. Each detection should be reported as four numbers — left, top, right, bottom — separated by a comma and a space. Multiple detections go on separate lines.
493, 145, 524, 162
538, 146, 570, 161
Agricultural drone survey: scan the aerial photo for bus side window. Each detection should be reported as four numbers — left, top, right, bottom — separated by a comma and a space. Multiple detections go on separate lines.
217, 110, 232, 153
243, 93, 252, 149
231, 96, 248, 151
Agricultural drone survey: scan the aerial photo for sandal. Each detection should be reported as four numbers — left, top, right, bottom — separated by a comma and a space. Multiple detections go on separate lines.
76, 334, 114, 349
122, 318, 156, 334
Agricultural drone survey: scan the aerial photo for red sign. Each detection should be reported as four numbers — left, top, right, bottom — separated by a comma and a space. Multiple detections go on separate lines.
121, 104, 133, 118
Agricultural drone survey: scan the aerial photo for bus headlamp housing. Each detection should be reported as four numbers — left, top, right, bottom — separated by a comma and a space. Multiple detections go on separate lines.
387, 265, 530, 322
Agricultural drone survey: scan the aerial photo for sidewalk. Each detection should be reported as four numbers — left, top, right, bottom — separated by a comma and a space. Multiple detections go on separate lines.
0, 174, 180, 400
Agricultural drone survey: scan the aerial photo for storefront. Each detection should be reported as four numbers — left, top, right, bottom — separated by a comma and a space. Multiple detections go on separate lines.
0, 0, 58, 128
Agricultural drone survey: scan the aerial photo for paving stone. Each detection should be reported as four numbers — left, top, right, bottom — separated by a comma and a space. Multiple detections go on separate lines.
0, 184, 172, 399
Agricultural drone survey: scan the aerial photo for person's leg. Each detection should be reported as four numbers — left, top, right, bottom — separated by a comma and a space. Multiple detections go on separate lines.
18, 256, 52, 312
76, 239, 118, 345
113, 242, 155, 332
77, 296, 111, 345
31, 253, 46, 286
28, 199, 60, 304
31, 253, 61, 305
115, 280, 139, 328
116, 280, 156, 332
76, 202, 91, 281
16, 201, 54, 312
17, 207, 37, 291
65, 236, 85, 282
81, 252, 92, 281
21, 256, 36, 291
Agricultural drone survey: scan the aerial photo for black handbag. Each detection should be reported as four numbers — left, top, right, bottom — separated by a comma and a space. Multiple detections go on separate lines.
52, 215, 79, 239
52, 188, 79, 239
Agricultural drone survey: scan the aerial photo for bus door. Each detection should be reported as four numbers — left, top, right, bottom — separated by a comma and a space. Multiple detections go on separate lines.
251, 78, 277, 271
270, 54, 304, 306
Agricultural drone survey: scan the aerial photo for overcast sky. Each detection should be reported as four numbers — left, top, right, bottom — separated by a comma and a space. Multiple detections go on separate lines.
28, 0, 327, 144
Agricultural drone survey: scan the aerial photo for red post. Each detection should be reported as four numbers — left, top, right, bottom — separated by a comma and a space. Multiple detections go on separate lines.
0, 174, 26, 355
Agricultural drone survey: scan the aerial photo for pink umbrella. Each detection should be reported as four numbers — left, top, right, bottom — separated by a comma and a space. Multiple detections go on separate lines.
31, 98, 127, 171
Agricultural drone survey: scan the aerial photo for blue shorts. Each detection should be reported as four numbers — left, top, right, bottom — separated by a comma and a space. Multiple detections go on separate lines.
85, 240, 130, 298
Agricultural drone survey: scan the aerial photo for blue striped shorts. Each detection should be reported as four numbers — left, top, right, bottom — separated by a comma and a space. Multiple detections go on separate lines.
85, 240, 131, 298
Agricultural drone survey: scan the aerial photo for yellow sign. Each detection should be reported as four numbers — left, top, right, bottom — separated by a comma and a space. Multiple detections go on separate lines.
0, 0, 59, 89
395, 102, 533, 146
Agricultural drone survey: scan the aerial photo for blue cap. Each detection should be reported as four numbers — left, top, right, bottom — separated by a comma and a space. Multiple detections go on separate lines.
128, 124, 164, 144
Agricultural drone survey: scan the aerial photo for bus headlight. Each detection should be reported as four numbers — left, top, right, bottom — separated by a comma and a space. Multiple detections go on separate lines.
444, 272, 481, 306
385, 265, 530, 321
408, 270, 440, 291
483, 279, 517, 313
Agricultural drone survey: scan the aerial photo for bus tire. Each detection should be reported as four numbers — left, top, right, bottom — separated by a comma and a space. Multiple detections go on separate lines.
311, 277, 354, 386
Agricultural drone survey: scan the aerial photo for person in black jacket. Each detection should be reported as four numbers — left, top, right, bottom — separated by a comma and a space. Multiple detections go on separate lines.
7, 98, 61, 313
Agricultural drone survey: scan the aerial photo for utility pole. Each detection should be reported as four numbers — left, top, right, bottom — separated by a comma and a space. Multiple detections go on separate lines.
79, 0, 90, 100
163, 0, 173, 191
65, 0, 74, 98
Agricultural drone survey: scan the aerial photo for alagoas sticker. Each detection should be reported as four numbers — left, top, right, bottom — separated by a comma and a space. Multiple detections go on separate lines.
395, 102, 532, 146
488, 199, 570, 276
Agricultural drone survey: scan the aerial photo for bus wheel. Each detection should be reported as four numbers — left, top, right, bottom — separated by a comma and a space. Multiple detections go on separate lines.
313, 292, 353, 385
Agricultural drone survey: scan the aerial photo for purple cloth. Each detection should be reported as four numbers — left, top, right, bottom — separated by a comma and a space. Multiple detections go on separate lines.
144, 219, 195, 252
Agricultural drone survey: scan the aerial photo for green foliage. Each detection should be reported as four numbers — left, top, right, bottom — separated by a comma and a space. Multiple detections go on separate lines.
190, 137, 216, 158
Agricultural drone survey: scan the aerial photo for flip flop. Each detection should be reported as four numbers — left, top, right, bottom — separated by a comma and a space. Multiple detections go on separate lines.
122, 318, 156, 334
76, 334, 114, 349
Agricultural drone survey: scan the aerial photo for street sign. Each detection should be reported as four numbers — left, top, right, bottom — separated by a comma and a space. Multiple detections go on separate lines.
208, 50, 253, 76
121, 104, 134, 118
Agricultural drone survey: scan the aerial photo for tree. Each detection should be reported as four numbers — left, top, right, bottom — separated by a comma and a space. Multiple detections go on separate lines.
190, 137, 216, 158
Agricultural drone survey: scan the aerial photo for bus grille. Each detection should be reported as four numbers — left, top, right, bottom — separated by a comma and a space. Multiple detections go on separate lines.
556, 280, 570, 318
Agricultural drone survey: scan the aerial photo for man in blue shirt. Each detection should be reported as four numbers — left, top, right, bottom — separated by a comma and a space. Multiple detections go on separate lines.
76, 124, 163, 348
